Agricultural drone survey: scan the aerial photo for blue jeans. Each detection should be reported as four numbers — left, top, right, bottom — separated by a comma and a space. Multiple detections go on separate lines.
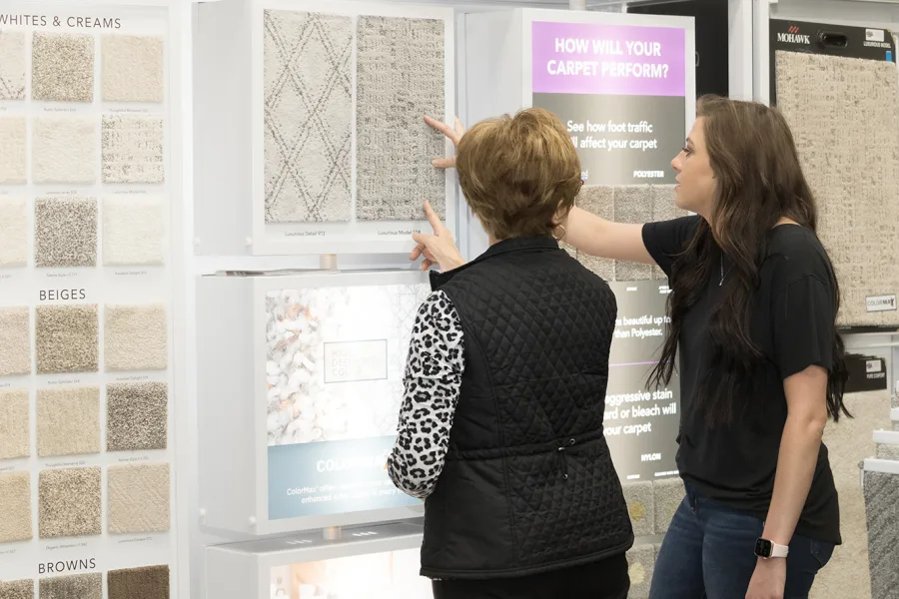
650, 484, 835, 599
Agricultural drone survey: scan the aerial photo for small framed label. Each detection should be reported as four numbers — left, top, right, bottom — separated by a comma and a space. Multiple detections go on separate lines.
866, 360, 883, 374
865, 294, 897, 312
866, 28, 885, 43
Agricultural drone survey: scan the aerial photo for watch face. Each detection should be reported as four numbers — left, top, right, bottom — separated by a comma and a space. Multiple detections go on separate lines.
755, 538, 773, 557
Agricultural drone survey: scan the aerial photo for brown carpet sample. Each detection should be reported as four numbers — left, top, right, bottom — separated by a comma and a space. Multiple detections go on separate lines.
0, 306, 31, 376
106, 382, 168, 451
0, 388, 29, 460
35, 305, 98, 374
39, 573, 101, 599
0, 579, 33, 599
107, 565, 169, 599
36, 387, 100, 457
0, 471, 32, 542
38, 467, 101, 538
108, 463, 170, 533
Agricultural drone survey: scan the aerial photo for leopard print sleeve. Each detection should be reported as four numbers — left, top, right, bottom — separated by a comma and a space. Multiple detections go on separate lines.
387, 289, 465, 499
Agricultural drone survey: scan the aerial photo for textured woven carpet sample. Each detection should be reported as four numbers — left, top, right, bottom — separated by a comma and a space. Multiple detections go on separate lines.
0, 197, 28, 267
356, 16, 445, 221
614, 186, 654, 281
35, 304, 99, 374
864, 470, 899, 599
0, 579, 33, 599
0, 31, 25, 100
102, 35, 164, 103
574, 185, 615, 280
106, 382, 168, 451
623, 481, 653, 536
626, 544, 655, 599
32, 33, 94, 102
38, 467, 101, 538
108, 463, 170, 534
102, 116, 164, 183
0, 389, 29, 460
34, 197, 97, 268
39, 573, 101, 599
0, 117, 26, 184
263, 10, 352, 223
32, 117, 97, 184
775, 51, 899, 327
0, 471, 32, 542
104, 304, 168, 371
102, 196, 165, 265
36, 387, 100, 458
0, 306, 30, 376
107, 565, 169, 599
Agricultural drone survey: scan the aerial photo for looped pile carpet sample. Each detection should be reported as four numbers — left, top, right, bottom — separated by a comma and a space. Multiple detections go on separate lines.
101, 116, 165, 184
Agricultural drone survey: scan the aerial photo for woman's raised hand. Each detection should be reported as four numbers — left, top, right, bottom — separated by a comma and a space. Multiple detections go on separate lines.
410, 201, 465, 272
424, 115, 465, 169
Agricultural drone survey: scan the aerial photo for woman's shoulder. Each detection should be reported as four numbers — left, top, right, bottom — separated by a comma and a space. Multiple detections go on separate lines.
764, 225, 833, 286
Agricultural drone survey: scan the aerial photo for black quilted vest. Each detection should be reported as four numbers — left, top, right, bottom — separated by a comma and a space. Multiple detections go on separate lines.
420, 236, 633, 579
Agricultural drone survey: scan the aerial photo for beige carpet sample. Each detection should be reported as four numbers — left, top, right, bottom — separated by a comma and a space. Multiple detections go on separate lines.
102, 35, 164, 103
574, 185, 615, 280
38, 467, 100, 538
0, 116, 26, 184
614, 186, 654, 281
102, 116, 164, 183
102, 195, 165, 265
36, 387, 100, 458
32, 117, 97, 184
0, 579, 33, 599
626, 543, 656, 599
107, 565, 169, 599
106, 382, 167, 451
34, 196, 97, 268
0, 306, 30, 376
864, 469, 899, 599
0, 197, 28, 267
0, 30, 25, 100
0, 471, 32, 542
32, 32, 94, 103
39, 573, 101, 599
35, 304, 99, 374
775, 51, 899, 327
108, 463, 170, 534
104, 304, 167, 371
651, 184, 685, 279
0, 388, 30, 460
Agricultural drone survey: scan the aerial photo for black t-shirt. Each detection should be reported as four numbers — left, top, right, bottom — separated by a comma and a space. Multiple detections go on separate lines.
642, 216, 841, 544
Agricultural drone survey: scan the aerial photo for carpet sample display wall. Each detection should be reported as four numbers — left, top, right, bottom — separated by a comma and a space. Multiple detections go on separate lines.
0, 306, 30, 376
0, 116, 27, 184
34, 197, 98, 268
0, 389, 29, 460
775, 51, 899, 327
863, 470, 899, 599
38, 467, 101, 538
0, 197, 28, 267
106, 382, 168, 451
102, 196, 165, 265
101, 116, 165, 183
32, 32, 94, 103
36, 387, 100, 458
0, 579, 33, 599
107, 565, 169, 599
104, 304, 168, 371
0, 471, 32, 543
0, 30, 25, 100
107, 463, 170, 534
39, 573, 102, 599
102, 35, 165, 103
35, 304, 99, 374
32, 117, 97, 184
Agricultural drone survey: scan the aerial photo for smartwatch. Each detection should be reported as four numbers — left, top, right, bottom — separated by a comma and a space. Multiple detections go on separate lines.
754, 538, 789, 559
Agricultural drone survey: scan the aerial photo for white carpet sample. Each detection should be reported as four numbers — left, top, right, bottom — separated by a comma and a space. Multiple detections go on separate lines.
36, 387, 100, 458
102, 116, 164, 183
32, 117, 97, 184
102, 35, 164, 103
104, 304, 168, 371
863, 470, 899, 599
34, 196, 97, 268
0, 31, 25, 100
0, 306, 30, 376
0, 116, 26, 184
775, 51, 899, 328
107, 463, 170, 534
0, 471, 32, 542
35, 304, 99, 374
0, 197, 28, 267
32, 32, 94, 103
574, 185, 615, 280
102, 196, 165, 265
626, 543, 656, 599
263, 10, 352, 223
38, 467, 101, 538
356, 16, 446, 221
0, 388, 29, 460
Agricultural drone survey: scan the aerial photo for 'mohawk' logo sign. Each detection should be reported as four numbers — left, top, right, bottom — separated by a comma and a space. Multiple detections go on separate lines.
777, 25, 811, 45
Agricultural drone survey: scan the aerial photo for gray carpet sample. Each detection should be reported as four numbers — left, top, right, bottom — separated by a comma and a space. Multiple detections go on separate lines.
622, 481, 654, 536
614, 186, 654, 281
775, 51, 899, 328
356, 16, 446, 221
34, 197, 97, 268
574, 185, 614, 280
626, 543, 655, 599
653, 476, 685, 534
651, 184, 684, 279
863, 470, 899, 599
263, 10, 352, 223
106, 382, 168, 451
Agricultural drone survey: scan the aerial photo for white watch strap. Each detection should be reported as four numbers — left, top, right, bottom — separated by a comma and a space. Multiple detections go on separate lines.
770, 542, 789, 558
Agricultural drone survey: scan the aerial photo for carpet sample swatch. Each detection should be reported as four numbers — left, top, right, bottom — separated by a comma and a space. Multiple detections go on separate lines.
263, 10, 352, 223
651, 184, 684, 279
863, 470, 899, 599
38, 467, 100, 538
0, 197, 28, 267
32, 117, 97, 184
102, 116, 165, 184
36, 387, 100, 458
356, 16, 446, 221
622, 481, 653, 536
102, 196, 165, 266
39, 574, 101, 599
0, 31, 25, 100
102, 35, 164, 103
653, 476, 685, 534
34, 197, 97, 268
32, 33, 94, 103
104, 304, 167, 371
0, 579, 33, 599
107, 565, 169, 599
108, 463, 170, 534
776, 51, 899, 328
614, 186, 654, 281
0, 389, 30, 460
0, 471, 32, 542
0, 117, 26, 184
626, 544, 655, 599
0, 306, 30, 376
35, 305, 99, 374
574, 185, 615, 280
106, 382, 167, 451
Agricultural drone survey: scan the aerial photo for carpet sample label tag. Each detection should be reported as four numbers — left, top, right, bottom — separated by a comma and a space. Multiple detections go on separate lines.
866, 295, 897, 312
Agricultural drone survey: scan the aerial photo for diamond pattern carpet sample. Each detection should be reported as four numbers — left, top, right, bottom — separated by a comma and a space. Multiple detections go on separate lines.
0, 306, 30, 376
356, 16, 446, 221
106, 382, 167, 451
108, 463, 170, 534
102, 35, 164, 103
102, 116, 164, 183
0, 579, 33, 599
864, 470, 899, 599
776, 51, 899, 327
32, 117, 97, 184
35, 304, 99, 374
0, 197, 28, 267
0, 471, 31, 542
0, 31, 25, 100
34, 197, 97, 268
102, 195, 165, 265
0, 116, 26, 184
263, 10, 352, 223
0, 389, 29, 460
36, 387, 100, 458
104, 304, 167, 371
39, 574, 101, 599
38, 467, 101, 538
107, 565, 169, 599
32, 32, 94, 102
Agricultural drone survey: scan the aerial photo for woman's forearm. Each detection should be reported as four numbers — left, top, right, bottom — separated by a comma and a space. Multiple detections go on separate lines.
563, 206, 654, 263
